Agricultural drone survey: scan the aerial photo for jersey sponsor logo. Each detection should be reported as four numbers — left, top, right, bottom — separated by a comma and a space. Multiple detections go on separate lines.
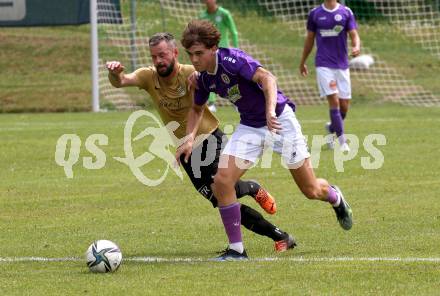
318, 16, 327, 20
158, 97, 184, 111
215, 15, 222, 23
223, 56, 237, 64
319, 25, 343, 37
226, 84, 241, 103
221, 73, 230, 84
334, 14, 342, 21
333, 25, 343, 33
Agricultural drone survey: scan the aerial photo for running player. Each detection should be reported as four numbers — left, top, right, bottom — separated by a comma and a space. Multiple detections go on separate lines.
178, 20, 352, 261
107, 32, 295, 253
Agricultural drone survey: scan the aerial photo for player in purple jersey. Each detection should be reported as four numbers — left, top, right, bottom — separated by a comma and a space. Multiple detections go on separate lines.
176, 20, 353, 261
299, 0, 361, 152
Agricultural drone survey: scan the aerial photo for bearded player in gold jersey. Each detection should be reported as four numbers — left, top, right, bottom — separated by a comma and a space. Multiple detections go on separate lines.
107, 32, 295, 253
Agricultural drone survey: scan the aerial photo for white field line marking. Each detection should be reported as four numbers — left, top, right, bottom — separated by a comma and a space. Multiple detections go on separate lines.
1, 256, 440, 263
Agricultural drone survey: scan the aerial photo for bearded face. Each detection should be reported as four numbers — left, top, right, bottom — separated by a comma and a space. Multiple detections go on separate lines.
156, 58, 175, 77
150, 41, 178, 77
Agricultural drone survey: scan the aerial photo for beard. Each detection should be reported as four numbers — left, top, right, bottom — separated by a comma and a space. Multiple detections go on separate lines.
156, 59, 175, 77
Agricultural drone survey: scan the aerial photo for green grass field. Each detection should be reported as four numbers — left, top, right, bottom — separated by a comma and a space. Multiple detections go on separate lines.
1, 1, 440, 294
1, 104, 440, 295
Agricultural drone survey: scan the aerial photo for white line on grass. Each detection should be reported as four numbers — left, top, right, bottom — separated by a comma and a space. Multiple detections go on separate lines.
1, 256, 440, 263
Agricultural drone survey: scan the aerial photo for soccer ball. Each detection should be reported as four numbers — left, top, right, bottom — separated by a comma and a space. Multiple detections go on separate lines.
349, 54, 375, 70
86, 240, 122, 273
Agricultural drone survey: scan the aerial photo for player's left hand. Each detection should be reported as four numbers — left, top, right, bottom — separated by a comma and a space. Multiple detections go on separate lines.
351, 46, 361, 57
266, 111, 282, 134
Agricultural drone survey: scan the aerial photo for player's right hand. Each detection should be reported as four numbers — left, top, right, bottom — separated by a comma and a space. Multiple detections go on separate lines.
106, 61, 125, 74
299, 64, 308, 77
175, 137, 194, 166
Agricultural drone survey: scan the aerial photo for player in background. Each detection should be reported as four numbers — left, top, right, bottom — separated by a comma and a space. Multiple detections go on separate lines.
107, 32, 295, 253
299, 0, 361, 151
199, 0, 239, 113
177, 20, 352, 261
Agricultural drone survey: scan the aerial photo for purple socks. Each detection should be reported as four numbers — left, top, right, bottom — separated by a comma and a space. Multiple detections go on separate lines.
340, 111, 347, 120
327, 186, 341, 207
219, 203, 242, 244
329, 108, 345, 145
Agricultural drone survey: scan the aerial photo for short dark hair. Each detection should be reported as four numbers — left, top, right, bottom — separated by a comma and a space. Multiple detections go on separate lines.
181, 20, 221, 49
149, 32, 176, 48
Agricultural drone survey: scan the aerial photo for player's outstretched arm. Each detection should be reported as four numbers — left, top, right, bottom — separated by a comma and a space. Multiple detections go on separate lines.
299, 31, 315, 76
106, 61, 140, 88
349, 29, 361, 57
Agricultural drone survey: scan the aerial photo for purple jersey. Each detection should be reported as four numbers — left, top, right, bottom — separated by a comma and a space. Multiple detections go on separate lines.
194, 48, 295, 128
307, 4, 357, 69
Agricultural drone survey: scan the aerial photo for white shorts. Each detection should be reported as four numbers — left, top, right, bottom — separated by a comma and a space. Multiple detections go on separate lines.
316, 67, 352, 99
222, 105, 310, 169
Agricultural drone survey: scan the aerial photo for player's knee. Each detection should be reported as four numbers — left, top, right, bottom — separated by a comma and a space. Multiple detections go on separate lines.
213, 173, 234, 190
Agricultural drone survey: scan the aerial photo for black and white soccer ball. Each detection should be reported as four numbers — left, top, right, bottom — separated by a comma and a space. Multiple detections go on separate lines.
86, 240, 122, 273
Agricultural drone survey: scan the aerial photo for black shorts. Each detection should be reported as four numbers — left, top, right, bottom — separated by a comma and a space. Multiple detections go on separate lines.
180, 128, 226, 208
